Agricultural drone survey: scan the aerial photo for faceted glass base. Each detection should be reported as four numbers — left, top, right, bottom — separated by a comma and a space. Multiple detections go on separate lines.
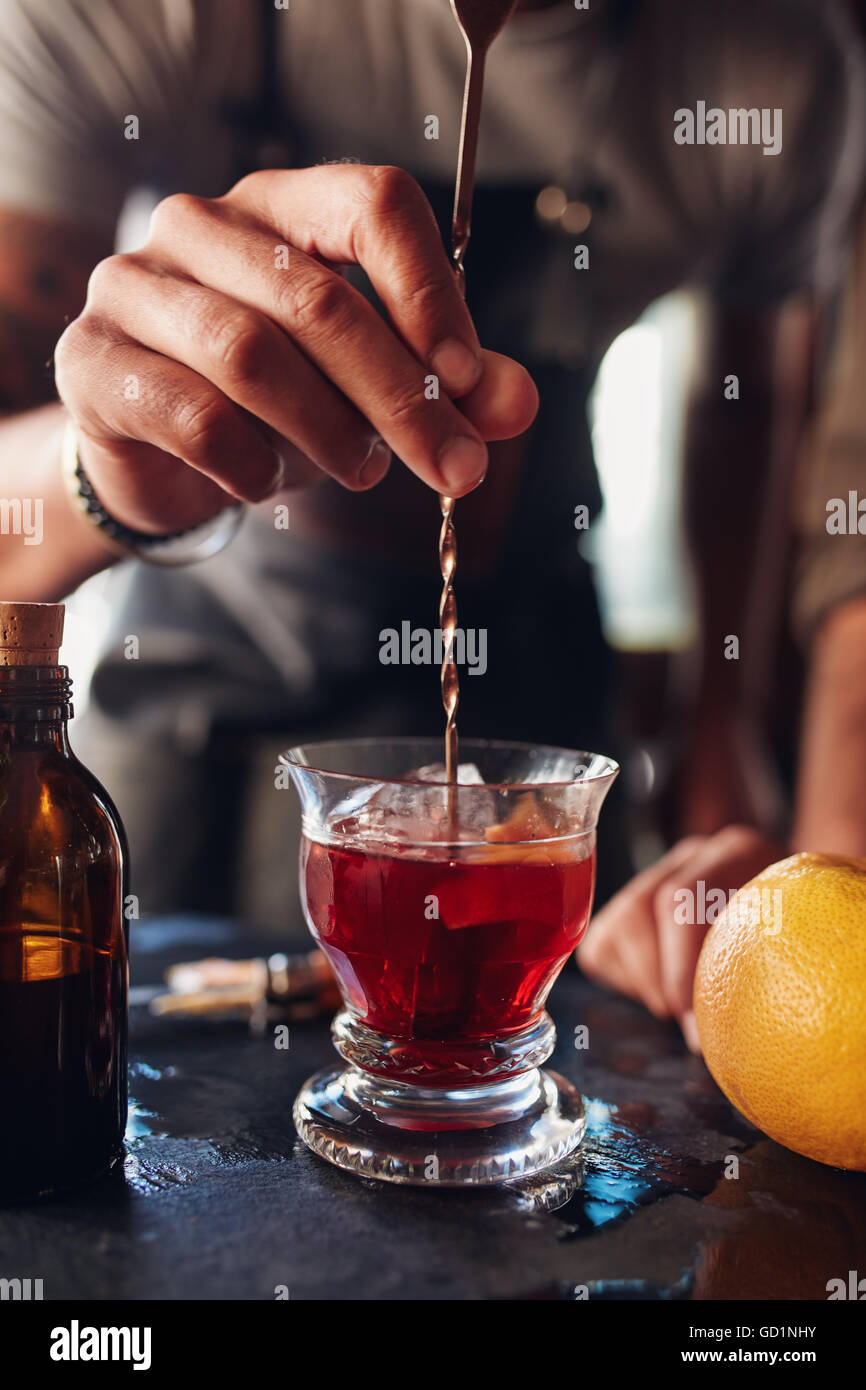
293, 1064, 585, 1186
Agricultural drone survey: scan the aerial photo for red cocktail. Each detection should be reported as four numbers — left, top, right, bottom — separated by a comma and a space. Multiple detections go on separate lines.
301, 826, 595, 1085
284, 738, 617, 1185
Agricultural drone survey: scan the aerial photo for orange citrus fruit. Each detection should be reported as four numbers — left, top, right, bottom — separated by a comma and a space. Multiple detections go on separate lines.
693, 852, 866, 1170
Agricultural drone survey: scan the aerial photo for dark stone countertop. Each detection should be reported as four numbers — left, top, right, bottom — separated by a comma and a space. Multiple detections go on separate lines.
2, 915, 865, 1301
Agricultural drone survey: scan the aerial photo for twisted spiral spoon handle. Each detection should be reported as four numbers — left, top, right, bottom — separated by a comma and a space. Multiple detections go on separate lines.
438, 0, 518, 788
439, 491, 459, 781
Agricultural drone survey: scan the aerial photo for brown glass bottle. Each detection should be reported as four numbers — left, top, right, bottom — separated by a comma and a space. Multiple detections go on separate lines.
0, 602, 128, 1199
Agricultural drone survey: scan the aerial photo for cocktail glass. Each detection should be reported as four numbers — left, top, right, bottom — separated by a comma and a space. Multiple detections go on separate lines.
281, 737, 617, 1186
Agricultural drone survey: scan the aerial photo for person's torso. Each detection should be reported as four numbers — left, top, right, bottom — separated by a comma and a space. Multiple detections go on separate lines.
75, 0, 857, 726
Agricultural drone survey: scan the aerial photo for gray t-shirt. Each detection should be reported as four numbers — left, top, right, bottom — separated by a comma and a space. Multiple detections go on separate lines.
0, 0, 861, 732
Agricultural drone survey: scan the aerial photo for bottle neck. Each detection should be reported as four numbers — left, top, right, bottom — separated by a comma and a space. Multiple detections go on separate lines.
0, 666, 73, 747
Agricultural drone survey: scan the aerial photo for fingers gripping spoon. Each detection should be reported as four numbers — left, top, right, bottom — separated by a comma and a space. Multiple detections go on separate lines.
439, 0, 518, 794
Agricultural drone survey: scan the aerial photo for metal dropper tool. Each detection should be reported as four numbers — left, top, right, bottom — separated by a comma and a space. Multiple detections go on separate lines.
440, 0, 518, 790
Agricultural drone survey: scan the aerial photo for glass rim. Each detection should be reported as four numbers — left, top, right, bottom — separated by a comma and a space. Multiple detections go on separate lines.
279, 735, 619, 793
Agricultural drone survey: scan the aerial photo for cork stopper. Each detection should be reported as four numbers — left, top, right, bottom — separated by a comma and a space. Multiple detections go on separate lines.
0, 602, 65, 667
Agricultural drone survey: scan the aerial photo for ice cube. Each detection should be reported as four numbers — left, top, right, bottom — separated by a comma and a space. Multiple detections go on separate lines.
412, 762, 486, 786
332, 778, 451, 847
329, 763, 494, 847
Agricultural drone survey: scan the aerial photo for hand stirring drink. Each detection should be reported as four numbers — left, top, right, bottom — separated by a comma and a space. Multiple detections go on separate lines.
285, 1, 620, 1189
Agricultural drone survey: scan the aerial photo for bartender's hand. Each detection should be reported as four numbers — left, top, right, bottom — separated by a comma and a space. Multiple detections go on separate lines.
54, 165, 538, 533
577, 825, 783, 1052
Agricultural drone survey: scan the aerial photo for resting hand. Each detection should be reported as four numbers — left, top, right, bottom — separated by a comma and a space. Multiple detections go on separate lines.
577, 825, 784, 1051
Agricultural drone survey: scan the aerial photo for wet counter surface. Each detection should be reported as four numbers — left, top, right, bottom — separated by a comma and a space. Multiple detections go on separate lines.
3, 916, 865, 1301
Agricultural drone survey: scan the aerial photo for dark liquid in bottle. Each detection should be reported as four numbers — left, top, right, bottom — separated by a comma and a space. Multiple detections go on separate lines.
0, 930, 127, 1198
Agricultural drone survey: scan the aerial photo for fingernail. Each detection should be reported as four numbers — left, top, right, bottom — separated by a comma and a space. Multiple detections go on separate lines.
250, 449, 285, 500
430, 338, 482, 394
359, 435, 391, 487
680, 1009, 701, 1055
438, 436, 487, 492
